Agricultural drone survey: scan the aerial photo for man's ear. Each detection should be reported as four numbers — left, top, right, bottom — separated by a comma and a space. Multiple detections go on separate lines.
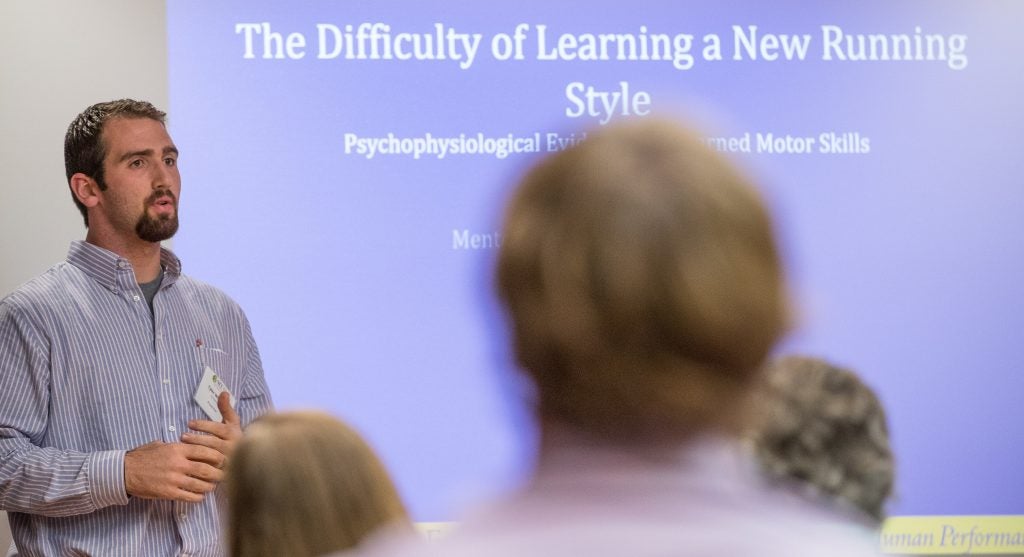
69, 173, 101, 209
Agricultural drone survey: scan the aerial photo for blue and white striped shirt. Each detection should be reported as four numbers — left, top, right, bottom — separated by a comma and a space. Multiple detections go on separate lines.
0, 241, 273, 556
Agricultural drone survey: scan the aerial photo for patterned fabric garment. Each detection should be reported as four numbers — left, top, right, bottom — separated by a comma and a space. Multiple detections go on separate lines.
0, 241, 273, 557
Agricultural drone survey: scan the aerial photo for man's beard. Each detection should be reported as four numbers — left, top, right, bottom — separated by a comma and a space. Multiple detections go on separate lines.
136, 190, 179, 243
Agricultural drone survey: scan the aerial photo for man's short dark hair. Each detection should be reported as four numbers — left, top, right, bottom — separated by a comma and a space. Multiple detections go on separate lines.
64, 99, 167, 226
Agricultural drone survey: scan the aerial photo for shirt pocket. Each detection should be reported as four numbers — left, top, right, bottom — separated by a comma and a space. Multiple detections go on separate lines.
194, 344, 244, 395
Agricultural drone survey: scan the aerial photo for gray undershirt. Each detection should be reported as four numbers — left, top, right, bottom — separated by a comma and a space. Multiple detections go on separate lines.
137, 268, 164, 317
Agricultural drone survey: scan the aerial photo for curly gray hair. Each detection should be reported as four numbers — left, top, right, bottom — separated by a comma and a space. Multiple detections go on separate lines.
747, 356, 895, 522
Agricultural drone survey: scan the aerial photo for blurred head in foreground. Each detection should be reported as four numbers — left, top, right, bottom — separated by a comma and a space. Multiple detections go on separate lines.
747, 355, 895, 522
496, 117, 788, 444
226, 411, 409, 557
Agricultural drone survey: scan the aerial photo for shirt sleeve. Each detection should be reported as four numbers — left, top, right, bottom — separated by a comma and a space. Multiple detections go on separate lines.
235, 309, 273, 428
0, 299, 130, 516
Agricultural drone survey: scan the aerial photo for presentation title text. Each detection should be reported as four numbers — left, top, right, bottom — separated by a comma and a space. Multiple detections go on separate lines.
235, 22, 969, 71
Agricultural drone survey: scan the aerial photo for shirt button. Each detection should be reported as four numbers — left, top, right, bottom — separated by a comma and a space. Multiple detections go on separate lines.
179, 513, 186, 520
117, 261, 128, 269
162, 378, 170, 385
133, 295, 141, 302
168, 425, 176, 432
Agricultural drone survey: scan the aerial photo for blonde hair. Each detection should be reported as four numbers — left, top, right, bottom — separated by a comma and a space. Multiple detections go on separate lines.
747, 356, 895, 522
226, 411, 409, 557
496, 118, 787, 442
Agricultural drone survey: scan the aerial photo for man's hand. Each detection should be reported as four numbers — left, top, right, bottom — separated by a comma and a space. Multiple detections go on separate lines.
124, 394, 240, 502
124, 441, 225, 502
181, 391, 243, 462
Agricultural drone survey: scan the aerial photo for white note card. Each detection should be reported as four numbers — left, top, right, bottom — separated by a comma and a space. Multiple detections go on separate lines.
193, 366, 236, 421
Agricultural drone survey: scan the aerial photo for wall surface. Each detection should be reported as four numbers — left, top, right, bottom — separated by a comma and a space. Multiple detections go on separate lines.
0, 0, 168, 550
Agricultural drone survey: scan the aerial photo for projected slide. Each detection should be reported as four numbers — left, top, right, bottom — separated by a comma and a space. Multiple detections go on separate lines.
167, 0, 1024, 536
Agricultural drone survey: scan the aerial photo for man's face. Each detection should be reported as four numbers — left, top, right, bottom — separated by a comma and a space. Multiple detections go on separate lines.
95, 117, 181, 243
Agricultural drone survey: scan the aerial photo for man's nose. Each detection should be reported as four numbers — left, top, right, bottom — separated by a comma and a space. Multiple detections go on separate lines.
152, 162, 176, 189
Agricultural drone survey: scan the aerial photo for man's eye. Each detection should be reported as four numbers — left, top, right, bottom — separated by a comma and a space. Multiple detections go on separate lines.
164, 158, 177, 166
129, 159, 144, 168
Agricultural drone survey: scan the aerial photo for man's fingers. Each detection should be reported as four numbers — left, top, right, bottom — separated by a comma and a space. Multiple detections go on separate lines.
181, 443, 226, 468
125, 441, 227, 501
184, 464, 222, 487
180, 432, 227, 454
218, 391, 240, 426
170, 479, 213, 502
188, 419, 231, 438
171, 489, 205, 503
187, 399, 243, 459
188, 417, 241, 444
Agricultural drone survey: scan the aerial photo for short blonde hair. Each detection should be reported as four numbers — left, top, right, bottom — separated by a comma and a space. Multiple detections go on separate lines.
226, 411, 409, 557
496, 118, 787, 442
747, 356, 895, 522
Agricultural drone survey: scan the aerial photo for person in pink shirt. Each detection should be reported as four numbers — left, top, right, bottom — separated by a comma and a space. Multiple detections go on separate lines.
346, 118, 882, 557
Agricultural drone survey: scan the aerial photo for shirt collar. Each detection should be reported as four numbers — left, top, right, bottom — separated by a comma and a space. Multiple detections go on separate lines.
67, 240, 182, 293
